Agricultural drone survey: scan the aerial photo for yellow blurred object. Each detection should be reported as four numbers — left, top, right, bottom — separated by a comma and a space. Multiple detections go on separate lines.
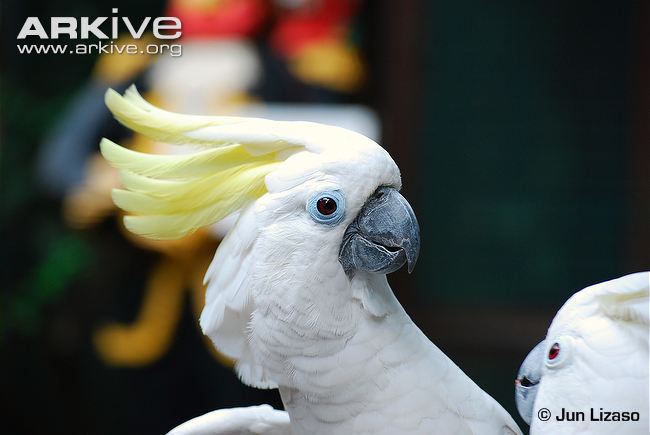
63, 154, 121, 229
94, 256, 185, 366
94, 242, 233, 367
174, 0, 224, 13
88, 134, 233, 366
84, 90, 237, 367
72, 35, 259, 367
93, 34, 156, 84
210, 91, 257, 114
289, 38, 365, 92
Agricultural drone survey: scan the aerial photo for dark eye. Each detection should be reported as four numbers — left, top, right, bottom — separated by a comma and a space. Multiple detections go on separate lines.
317, 197, 337, 215
548, 342, 560, 360
307, 190, 346, 225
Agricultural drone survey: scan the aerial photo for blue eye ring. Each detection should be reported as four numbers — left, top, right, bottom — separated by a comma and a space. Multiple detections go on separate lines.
307, 190, 346, 225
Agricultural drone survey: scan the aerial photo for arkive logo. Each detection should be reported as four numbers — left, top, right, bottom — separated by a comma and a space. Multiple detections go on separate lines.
17, 8, 182, 40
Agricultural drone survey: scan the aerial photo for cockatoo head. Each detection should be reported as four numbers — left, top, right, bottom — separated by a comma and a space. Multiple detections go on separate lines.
101, 87, 420, 387
241, 128, 420, 280
515, 272, 649, 433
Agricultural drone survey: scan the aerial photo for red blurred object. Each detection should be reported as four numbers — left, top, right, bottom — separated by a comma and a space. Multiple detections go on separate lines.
167, 0, 267, 39
271, 0, 360, 56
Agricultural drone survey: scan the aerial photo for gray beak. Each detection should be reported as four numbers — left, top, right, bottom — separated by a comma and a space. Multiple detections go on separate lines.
339, 186, 420, 275
515, 340, 546, 425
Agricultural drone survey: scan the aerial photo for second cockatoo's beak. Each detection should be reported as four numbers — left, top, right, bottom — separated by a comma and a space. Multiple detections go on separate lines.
339, 186, 420, 275
515, 340, 546, 425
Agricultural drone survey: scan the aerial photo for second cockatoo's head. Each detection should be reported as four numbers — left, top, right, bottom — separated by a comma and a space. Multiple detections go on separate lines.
515, 272, 649, 434
101, 87, 420, 386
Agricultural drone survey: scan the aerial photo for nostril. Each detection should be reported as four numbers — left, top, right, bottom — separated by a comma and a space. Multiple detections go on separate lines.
519, 376, 535, 387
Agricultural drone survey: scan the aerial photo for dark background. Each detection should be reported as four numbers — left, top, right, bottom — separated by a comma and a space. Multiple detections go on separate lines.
2, 1, 648, 434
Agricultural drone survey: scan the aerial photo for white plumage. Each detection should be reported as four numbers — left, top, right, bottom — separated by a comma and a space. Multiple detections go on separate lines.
101, 87, 521, 435
529, 272, 649, 434
167, 405, 290, 435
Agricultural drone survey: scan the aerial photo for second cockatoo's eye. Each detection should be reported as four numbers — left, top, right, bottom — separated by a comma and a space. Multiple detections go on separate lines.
307, 190, 346, 225
545, 336, 572, 369
548, 343, 560, 360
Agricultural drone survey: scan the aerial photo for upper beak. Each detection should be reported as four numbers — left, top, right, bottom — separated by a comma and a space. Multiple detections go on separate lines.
339, 186, 420, 275
514, 340, 546, 426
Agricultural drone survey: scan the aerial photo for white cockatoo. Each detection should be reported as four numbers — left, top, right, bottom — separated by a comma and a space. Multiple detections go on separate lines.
101, 86, 522, 435
515, 272, 649, 434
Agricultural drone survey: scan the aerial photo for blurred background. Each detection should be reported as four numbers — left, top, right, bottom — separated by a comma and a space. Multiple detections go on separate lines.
2, 0, 648, 434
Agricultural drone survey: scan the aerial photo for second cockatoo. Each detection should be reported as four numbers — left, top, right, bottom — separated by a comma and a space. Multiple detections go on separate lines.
101, 86, 521, 435
515, 272, 649, 434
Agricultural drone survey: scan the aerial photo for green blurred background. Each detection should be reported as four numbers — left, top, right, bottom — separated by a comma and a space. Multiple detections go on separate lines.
2, 1, 648, 434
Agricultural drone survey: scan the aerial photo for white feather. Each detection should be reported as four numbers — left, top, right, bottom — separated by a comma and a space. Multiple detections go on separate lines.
167, 405, 289, 435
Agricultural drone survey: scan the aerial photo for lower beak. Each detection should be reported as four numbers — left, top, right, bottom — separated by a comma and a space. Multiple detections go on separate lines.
339, 186, 420, 275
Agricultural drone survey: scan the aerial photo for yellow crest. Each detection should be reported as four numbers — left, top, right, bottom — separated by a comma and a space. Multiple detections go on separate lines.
101, 86, 290, 239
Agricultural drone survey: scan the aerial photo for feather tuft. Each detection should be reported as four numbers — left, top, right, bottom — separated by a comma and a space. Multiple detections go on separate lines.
100, 86, 301, 240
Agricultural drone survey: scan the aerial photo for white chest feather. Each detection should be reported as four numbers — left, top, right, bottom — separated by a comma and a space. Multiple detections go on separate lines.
246, 273, 519, 435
